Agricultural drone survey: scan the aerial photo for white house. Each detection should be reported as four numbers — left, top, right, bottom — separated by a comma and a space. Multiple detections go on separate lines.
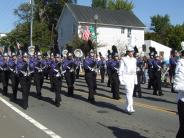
144, 40, 171, 61
56, 4, 146, 56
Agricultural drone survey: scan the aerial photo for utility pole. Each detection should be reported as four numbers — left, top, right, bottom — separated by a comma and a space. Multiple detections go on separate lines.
30, 0, 34, 47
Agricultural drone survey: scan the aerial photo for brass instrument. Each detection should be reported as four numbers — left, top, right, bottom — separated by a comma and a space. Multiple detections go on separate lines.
74, 49, 83, 58
28, 46, 35, 56
62, 49, 68, 57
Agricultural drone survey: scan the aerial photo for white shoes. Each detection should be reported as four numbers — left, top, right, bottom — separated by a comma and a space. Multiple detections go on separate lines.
124, 108, 135, 115
130, 109, 135, 113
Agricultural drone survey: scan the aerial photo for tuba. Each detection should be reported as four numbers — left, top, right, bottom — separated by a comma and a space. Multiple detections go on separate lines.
74, 49, 83, 58
62, 49, 68, 57
28, 46, 35, 56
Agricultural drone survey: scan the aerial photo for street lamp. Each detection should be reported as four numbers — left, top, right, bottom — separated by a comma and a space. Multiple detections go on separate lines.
94, 14, 98, 56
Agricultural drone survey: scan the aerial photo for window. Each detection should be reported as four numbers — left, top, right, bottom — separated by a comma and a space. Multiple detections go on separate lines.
127, 28, 132, 37
121, 27, 125, 34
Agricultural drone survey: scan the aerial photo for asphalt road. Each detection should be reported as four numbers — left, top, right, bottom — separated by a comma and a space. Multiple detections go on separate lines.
0, 75, 179, 138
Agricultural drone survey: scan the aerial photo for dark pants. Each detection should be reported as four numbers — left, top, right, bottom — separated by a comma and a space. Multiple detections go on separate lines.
19, 76, 31, 109
85, 70, 96, 102
76, 67, 80, 79
148, 70, 154, 89
0, 70, 2, 82
153, 71, 163, 95
1, 70, 9, 95
53, 77, 62, 104
107, 70, 111, 87
169, 69, 175, 93
34, 73, 44, 97
44, 68, 50, 80
100, 68, 105, 83
50, 76, 55, 91
134, 71, 142, 98
64, 71, 75, 96
10, 73, 19, 100
177, 100, 184, 138
111, 72, 120, 99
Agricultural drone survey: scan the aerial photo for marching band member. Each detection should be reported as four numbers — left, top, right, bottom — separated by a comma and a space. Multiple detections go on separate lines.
48, 51, 55, 92
119, 47, 137, 114
169, 50, 177, 93
106, 53, 112, 87
0, 52, 9, 95
34, 50, 46, 99
110, 53, 120, 100
153, 54, 164, 96
133, 55, 143, 98
83, 49, 97, 103
50, 51, 62, 107
17, 48, 34, 109
147, 47, 156, 89
75, 57, 81, 79
0, 48, 10, 96
97, 53, 106, 83
8, 47, 19, 101
63, 52, 76, 96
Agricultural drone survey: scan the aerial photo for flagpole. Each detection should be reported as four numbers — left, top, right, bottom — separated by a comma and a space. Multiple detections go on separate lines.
30, 0, 34, 47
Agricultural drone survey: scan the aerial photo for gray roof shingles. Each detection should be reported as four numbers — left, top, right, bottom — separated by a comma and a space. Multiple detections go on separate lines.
67, 4, 145, 28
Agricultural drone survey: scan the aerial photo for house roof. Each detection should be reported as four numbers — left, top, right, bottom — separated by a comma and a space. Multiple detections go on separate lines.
66, 4, 145, 28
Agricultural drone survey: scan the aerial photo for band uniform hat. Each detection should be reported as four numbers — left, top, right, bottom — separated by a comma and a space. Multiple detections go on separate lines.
37, 51, 42, 56
127, 46, 134, 52
3, 52, 8, 57
54, 52, 61, 58
67, 52, 73, 57
12, 52, 16, 57
90, 49, 94, 53
23, 52, 29, 57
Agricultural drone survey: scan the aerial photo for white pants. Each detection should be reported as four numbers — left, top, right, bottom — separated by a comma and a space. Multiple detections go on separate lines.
124, 81, 135, 112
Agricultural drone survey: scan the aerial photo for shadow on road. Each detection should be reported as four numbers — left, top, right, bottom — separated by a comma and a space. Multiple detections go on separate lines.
29, 92, 55, 106
95, 101, 131, 115
108, 126, 147, 138
98, 123, 147, 138
142, 96, 176, 105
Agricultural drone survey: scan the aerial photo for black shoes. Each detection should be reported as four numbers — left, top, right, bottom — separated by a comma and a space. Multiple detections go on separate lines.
88, 98, 96, 104
55, 101, 60, 107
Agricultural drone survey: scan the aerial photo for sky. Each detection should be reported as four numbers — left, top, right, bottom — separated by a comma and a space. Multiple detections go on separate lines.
0, 0, 184, 33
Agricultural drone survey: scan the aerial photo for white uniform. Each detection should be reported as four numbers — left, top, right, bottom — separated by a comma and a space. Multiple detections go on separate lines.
119, 55, 137, 112
173, 58, 184, 102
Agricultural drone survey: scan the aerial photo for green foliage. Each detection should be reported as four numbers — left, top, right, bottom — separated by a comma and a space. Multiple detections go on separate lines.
0, 0, 73, 50
145, 14, 184, 51
14, 2, 31, 23
108, 0, 134, 11
150, 14, 171, 35
92, 0, 107, 8
167, 25, 184, 50
92, 0, 134, 11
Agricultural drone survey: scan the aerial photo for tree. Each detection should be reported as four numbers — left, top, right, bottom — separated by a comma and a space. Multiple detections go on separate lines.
0, 0, 76, 50
108, 0, 134, 11
14, 3, 31, 23
92, 0, 134, 11
92, 0, 107, 8
150, 14, 171, 35
167, 25, 184, 50
145, 14, 184, 50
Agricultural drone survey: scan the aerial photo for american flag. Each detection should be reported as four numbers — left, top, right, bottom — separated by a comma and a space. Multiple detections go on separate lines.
82, 26, 91, 41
